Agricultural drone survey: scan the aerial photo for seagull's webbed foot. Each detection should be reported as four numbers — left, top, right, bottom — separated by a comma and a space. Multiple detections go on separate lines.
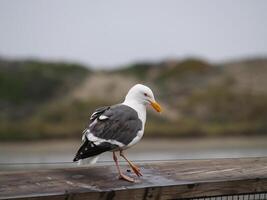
119, 173, 135, 182
130, 164, 143, 177
120, 150, 143, 177
113, 151, 135, 182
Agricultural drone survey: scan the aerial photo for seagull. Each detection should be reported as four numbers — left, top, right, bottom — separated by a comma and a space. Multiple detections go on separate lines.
73, 84, 162, 182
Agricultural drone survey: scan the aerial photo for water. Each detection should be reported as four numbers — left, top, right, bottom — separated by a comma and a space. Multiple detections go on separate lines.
0, 136, 266, 171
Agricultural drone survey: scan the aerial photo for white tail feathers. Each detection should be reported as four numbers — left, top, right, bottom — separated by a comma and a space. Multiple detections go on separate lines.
77, 155, 99, 166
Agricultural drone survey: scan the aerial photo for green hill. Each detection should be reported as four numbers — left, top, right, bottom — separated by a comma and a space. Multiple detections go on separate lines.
0, 57, 267, 140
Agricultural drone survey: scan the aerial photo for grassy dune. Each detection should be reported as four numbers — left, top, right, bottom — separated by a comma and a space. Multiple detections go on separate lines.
0, 57, 267, 140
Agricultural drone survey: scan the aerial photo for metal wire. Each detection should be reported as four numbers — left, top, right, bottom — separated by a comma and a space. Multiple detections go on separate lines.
181, 192, 267, 200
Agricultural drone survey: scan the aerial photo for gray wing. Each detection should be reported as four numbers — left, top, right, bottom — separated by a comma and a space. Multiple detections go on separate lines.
90, 106, 110, 121
87, 104, 142, 146
73, 104, 142, 161
81, 106, 110, 141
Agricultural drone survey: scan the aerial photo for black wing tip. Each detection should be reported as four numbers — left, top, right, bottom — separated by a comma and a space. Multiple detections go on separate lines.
73, 157, 79, 162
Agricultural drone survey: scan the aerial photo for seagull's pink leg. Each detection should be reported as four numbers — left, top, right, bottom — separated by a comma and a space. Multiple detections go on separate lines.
113, 151, 135, 182
120, 150, 143, 177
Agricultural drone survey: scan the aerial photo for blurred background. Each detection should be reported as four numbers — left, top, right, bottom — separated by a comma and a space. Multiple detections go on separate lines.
0, 0, 267, 170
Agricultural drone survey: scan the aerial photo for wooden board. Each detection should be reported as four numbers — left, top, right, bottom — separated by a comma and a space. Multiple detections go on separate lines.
0, 157, 267, 200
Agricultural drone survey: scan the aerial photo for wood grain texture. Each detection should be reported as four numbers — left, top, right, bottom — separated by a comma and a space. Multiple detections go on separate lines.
0, 157, 267, 200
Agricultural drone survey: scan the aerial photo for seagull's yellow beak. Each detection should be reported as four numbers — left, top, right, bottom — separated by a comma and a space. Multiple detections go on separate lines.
150, 101, 162, 113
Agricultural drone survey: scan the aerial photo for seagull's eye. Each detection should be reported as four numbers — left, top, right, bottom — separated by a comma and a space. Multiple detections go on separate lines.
144, 93, 148, 97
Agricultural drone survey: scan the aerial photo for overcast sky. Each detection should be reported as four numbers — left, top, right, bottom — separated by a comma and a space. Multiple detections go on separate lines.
0, 0, 267, 69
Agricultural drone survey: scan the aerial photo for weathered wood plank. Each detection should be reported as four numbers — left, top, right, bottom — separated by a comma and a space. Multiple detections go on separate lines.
0, 157, 266, 200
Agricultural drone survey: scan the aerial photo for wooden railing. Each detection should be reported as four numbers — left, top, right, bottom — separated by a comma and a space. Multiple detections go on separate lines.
0, 157, 267, 200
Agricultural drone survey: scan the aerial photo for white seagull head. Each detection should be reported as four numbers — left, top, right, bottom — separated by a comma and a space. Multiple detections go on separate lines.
124, 84, 162, 112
